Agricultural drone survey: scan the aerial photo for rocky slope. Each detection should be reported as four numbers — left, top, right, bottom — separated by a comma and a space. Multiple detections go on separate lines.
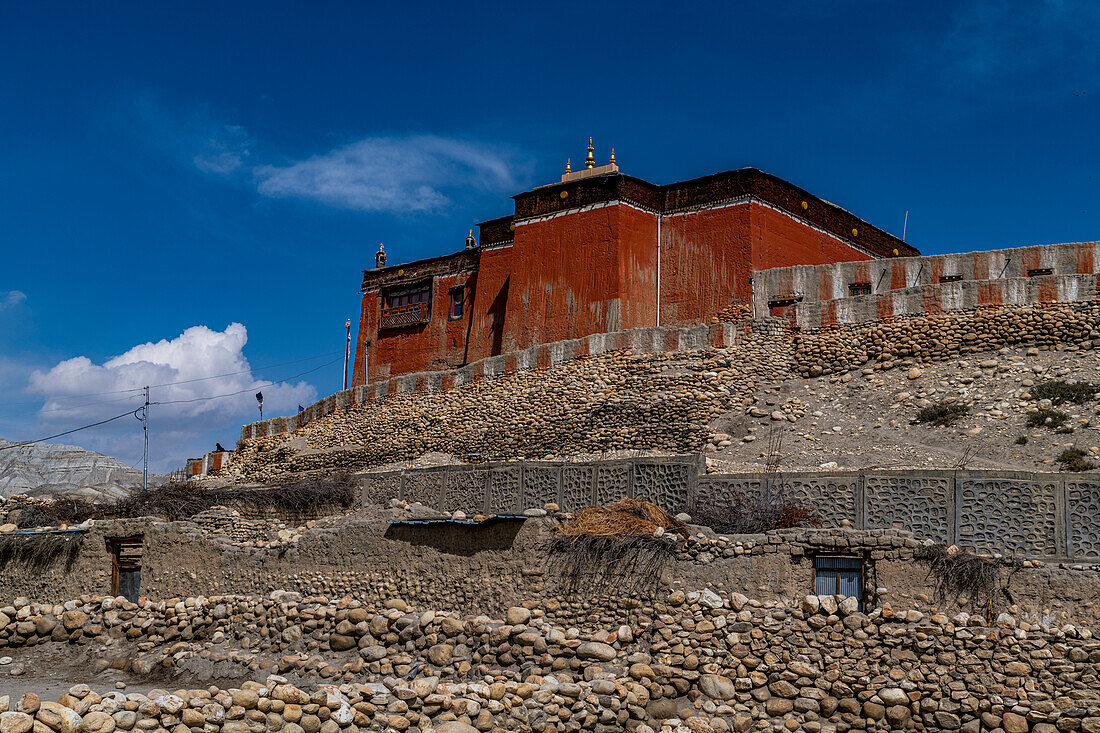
0, 439, 143, 499
222, 337, 1100, 483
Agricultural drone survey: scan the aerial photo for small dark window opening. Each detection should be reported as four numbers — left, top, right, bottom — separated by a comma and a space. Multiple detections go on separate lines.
107, 536, 143, 602
813, 555, 863, 609
1027, 268, 1053, 277
449, 288, 464, 320
768, 296, 802, 309
939, 274, 963, 283
848, 282, 872, 296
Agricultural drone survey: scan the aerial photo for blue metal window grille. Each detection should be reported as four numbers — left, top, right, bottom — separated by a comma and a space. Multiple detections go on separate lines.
814, 555, 863, 609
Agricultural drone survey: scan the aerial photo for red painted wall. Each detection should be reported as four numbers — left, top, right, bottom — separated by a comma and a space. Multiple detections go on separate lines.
354, 201, 884, 384
503, 205, 629, 351
750, 203, 875, 272
617, 205, 660, 329
660, 206, 753, 325
465, 246, 515, 361
357, 272, 474, 383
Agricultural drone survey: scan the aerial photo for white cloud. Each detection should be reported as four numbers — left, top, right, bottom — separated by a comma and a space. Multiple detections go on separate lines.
254, 135, 519, 213
0, 291, 26, 309
28, 323, 316, 428
128, 95, 522, 215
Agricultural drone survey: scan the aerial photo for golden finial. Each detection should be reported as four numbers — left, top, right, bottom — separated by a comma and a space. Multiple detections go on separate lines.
585, 137, 595, 169
565, 158, 571, 174
609, 148, 616, 165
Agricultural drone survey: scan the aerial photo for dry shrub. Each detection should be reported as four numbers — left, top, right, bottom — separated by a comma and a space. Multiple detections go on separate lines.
1057, 448, 1096, 472
1031, 380, 1099, 406
547, 498, 686, 596
15, 471, 357, 527
916, 402, 969, 426
694, 482, 822, 535
916, 544, 1022, 615
14, 498, 99, 529
0, 532, 83, 572
1026, 408, 1069, 430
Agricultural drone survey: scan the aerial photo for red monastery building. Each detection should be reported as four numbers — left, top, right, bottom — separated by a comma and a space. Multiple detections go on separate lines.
352, 144, 918, 386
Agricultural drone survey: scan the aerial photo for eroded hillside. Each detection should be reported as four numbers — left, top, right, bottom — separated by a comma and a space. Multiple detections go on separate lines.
221, 302, 1100, 482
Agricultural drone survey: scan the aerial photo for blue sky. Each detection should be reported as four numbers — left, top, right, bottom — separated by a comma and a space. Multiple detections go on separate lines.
1, 1, 1098, 472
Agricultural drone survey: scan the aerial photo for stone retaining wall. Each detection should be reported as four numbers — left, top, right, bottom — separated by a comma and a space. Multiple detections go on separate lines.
754, 240, 1100, 327
784, 273, 1099, 330
228, 323, 745, 452
2, 587, 1099, 733
364, 458, 1100, 561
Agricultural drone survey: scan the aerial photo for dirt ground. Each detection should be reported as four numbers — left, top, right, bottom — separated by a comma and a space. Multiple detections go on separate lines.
706, 344, 1100, 473
214, 344, 1100, 482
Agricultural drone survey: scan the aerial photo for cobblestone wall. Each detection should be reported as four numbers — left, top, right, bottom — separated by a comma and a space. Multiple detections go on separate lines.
230, 322, 745, 450
365, 459, 1100, 560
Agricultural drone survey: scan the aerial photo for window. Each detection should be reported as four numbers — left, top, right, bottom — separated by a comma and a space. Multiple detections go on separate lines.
848, 282, 872, 296
380, 280, 433, 330
449, 288, 464, 320
814, 555, 863, 609
939, 274, 963, 283
1027, 268, 1053, 277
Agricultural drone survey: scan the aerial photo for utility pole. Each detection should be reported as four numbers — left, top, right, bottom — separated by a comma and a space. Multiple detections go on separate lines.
343, 319, 351, 391
143, 386, 149, 493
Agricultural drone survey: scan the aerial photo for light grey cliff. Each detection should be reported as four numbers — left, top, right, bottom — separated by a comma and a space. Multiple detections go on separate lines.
0, 439, 145, 498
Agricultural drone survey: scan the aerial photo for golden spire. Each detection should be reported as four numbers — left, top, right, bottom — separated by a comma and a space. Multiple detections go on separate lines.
585, 137, 595, 169
609, 148, 616, 165
565, 158, 571, 174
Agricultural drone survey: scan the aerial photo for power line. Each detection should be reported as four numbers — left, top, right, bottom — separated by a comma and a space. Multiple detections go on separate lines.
0, 393, 146, 420
0, 409, 142, 452
153, 357, 341, 406
0, 355, 342, 456
146, 349, 344, 389
0, 349, 345, 409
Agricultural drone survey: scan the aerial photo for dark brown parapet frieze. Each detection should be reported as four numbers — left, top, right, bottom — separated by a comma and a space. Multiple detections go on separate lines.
505, 168, 919, 260
361, 248, 480, 293
477, 214, 516, 248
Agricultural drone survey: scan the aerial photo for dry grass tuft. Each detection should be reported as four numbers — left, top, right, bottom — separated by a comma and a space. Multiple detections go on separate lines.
547, 498, 686, 596
915, 544, 1022, 616
556, 498, 687, 540
0, 532, 83, 573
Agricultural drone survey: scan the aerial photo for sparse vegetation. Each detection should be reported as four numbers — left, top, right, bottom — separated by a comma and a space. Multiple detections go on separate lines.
1057, 447, 1096, 472
916, 402, 969, 426
1031, 380, 1100, 406
13, 472, 358, 528
916, 544, 1022, 614
1015, 435, 1029, 445
0, 532, 83, 572
693, 482, 822, 535
1026, 408, 1069, 430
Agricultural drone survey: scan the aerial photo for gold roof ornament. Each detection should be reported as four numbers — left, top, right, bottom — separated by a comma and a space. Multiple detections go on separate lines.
556, 140, 619, 184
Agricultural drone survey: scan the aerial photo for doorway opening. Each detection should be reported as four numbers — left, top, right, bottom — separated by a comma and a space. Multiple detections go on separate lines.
107, 536, 143, 602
